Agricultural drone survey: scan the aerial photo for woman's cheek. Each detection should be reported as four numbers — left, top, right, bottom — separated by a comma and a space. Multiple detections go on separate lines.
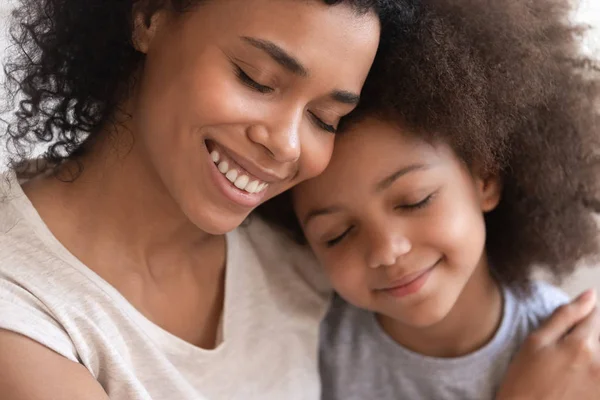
298, 133, 335, 182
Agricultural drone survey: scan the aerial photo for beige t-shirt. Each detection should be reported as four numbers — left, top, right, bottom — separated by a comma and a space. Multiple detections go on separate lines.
0, 172, 331, 399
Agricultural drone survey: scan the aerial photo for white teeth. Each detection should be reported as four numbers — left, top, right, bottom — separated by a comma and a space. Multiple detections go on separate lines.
225, 169, 238, 183
246, 180, 259, 193
234, 175, 249, 190
218, 161, 229, 174
212, 149, 267, 193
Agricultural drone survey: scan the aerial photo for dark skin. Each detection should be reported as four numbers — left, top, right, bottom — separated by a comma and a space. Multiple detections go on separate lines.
498, 290, 600, 400
19, 0, 379, 350
0, 1, 380, 398
1, 1, 599, 398
294, 118, 504, 358
293, 117, 600, 399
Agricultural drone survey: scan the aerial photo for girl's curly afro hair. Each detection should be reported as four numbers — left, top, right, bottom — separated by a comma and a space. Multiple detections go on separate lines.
257, 0, 600, 290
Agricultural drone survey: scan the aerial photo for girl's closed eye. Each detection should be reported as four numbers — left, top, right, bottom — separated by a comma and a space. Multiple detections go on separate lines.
395, 191, 437, 211
325, 226, 354, 248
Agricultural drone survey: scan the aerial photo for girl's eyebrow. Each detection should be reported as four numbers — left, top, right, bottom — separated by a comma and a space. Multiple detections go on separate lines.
374, 163, 432, 193
303, 163, 435, 227
302, 205, 343, 227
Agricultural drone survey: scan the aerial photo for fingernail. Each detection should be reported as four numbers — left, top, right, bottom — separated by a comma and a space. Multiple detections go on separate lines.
576, 289, 596, 302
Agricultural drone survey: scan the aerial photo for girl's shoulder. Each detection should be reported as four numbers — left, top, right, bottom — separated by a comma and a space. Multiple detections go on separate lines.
507, 280, 570, 334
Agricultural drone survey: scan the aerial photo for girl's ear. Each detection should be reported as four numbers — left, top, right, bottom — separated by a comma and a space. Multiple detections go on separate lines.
475, 173, 502, 212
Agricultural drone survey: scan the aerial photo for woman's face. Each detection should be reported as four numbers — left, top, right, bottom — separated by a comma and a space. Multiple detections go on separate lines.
129, 0, 380, 234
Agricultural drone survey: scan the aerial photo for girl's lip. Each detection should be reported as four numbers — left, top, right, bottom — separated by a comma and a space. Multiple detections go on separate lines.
382, 267, 434, 289
380, 265, 436, 299
379, 259, 441, 290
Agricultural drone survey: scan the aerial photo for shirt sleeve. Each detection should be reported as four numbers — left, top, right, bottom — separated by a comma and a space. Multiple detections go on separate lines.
522, 280, 570, 326
0, 277, 79, 363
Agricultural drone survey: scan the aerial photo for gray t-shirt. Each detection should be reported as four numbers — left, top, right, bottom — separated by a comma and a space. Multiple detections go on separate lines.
320, 282, 568, 400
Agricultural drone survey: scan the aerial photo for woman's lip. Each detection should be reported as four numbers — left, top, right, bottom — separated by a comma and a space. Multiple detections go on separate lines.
206, 140, 287, 184
206, 145, 268, 208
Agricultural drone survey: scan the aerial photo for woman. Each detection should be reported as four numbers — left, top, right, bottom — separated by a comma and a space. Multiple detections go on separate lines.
0, 0, 598, 399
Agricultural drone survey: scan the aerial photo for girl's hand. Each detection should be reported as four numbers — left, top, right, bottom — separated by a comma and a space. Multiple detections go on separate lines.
497, 289, 600, 400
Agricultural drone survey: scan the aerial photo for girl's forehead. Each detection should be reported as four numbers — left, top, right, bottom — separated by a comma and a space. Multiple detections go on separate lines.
295, 122, 445, 196
333, 118, 438, 162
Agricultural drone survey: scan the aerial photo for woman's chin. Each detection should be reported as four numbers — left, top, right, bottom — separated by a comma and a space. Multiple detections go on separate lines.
186, 206, 252, 236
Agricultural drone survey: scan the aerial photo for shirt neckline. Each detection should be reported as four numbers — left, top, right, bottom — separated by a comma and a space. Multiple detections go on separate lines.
4, 169, 238, 359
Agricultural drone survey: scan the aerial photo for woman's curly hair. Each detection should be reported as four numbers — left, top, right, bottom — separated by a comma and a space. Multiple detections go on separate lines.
1, 0, 386, 171
257, 0, 600, 290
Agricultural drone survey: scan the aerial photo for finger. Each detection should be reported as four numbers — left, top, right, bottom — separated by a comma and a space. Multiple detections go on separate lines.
560, 307, 600, 367
531, 289, 597, 347
566, 306, 600, 345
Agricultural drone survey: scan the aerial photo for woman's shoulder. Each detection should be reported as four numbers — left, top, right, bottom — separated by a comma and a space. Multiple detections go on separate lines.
0, 170, 77, 283
236, 216, 333, 300
0, 191, 82, 364
0, 172, 130, 367
238, 216, 311, 257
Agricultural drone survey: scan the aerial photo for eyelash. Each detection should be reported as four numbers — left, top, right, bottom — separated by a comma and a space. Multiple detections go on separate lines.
325, 193, 435, 248
234, 65, 337, 134
308, 111, 337, 134
326, 226, 353, 248
397, 193, 434, 211
235, 65, 274, 94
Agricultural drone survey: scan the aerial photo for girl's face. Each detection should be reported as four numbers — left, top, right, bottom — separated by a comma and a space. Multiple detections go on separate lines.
293, 118, 501, 328
128, 0, 379, 234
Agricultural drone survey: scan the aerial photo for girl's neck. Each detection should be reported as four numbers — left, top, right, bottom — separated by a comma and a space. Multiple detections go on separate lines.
377, 261, 503, 358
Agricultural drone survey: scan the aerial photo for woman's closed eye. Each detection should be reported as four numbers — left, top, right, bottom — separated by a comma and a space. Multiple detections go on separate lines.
234, 63, 338, 133
234, 65, 274, 94
308, 111, 337, 133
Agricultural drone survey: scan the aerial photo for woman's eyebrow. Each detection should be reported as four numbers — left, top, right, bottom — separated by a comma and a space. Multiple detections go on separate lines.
241, 36, 308, 77
240, 36, 361, 106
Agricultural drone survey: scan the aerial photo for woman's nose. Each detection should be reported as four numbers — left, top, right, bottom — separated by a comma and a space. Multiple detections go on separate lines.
247, 109, 302, 163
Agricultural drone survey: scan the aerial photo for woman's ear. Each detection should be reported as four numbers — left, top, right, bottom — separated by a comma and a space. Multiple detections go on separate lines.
132, 5, 165, 54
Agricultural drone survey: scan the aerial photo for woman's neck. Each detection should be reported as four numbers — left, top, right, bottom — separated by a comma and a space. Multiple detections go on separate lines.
377, 260, 503, 358
22, 126, 224, 278
21, 126, 229, 348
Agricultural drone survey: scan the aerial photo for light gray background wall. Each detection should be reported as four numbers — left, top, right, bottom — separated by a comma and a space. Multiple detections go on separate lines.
0, 0, 599, 296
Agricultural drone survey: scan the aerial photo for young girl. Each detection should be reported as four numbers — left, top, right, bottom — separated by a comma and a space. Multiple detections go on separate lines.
262, 0, 600, 398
